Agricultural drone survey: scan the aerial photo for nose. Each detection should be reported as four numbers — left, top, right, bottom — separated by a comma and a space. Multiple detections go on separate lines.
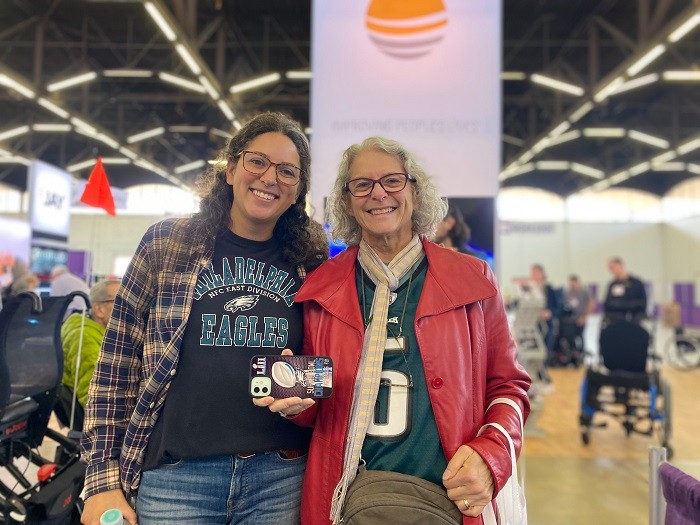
369, 180, 388, 199
259, 165, 277, 186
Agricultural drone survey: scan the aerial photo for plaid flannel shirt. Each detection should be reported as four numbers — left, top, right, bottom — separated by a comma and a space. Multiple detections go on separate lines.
80, 217, 308, 501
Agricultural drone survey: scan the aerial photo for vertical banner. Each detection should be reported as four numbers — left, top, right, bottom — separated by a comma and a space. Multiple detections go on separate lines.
27, 160, 72, 276
310, 0, 502, 221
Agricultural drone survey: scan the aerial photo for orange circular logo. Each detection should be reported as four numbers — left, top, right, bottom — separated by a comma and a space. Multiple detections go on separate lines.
365, 0, 448, 59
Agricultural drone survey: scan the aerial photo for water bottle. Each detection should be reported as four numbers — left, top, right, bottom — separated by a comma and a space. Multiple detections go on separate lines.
100, 508, 124, 525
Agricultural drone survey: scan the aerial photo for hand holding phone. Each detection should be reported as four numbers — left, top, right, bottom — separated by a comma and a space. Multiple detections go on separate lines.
250, 354, 333, 399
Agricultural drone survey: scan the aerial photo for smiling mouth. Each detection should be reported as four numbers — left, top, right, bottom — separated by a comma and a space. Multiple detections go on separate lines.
251, 188, 277, 201
368, 207, 396, 215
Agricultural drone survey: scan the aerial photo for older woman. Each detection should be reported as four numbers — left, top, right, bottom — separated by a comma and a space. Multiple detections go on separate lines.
258, 137, 531, 524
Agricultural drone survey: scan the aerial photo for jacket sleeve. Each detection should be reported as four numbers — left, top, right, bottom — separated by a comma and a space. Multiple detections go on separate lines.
466, 265, 531, 495
80, 224, 158, 499
76, 323, 105, 407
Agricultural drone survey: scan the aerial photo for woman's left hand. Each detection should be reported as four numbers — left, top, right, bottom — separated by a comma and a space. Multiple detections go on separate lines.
442, 445, 494, 517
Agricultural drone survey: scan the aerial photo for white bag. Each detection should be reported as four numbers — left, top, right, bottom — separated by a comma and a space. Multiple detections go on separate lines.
479, 398, 527, 525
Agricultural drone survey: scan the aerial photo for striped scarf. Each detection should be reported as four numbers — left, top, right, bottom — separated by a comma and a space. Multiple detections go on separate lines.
330, 234, 424, 524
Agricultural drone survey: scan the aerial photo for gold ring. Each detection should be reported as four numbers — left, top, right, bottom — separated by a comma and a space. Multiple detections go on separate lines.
463, 499, 472, 510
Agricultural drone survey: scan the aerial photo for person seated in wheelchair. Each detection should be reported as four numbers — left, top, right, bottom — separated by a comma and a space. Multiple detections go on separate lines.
556, 275, 593, 367
602, 257, 647, 326
60, 278, 120, 407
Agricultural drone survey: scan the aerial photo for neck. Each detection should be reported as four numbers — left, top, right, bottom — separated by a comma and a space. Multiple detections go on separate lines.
363, 232, 415, 263
229, 215, 274, 241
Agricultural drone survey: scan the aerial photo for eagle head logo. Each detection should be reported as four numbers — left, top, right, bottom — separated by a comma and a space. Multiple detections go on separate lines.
224, 295, 260, 313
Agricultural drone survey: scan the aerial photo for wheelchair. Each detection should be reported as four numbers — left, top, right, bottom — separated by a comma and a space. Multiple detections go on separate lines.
579, 318, 672, 457
0, 291, 88, 524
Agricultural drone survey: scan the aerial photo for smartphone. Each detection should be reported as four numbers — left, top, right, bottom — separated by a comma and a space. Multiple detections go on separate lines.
249, 355, 333, 399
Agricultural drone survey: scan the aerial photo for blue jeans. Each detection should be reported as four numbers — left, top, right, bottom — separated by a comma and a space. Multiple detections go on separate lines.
136, 452, 306, 524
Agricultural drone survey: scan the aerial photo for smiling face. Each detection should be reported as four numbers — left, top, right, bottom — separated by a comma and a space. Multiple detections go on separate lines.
346, 148, 415, 258
226, 132, 301, 240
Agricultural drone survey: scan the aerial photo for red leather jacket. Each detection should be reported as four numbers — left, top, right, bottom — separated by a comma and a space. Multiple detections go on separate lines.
293, 238, 531, 525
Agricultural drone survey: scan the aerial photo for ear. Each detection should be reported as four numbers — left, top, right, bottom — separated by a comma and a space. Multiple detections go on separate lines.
225, 156, 237, 185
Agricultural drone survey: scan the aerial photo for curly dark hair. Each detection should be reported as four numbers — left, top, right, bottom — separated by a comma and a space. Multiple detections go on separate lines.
190, 112, 328, 269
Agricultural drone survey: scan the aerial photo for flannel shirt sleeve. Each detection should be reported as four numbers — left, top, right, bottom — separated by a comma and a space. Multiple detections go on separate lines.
80, 224, 158, 499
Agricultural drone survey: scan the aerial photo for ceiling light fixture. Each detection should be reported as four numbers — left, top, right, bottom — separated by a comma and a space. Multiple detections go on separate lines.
210, 128, 233, 139
67, 159, 98, 172
536, 161, 571, 170
126, 126, 166, 144
96, 133, 120, 149
198, 75, 220, 100
101, 157, 132, 165
144, 1, 177, 41
0, 74, 35, 98
608, 170, 631, 184
668, 12, 700, 42
47, 71, 98, 92
119, 147, 140, 160
662, 70, 700, 81
571, 163, 604, 178
583, 128, 626, 138
230, 73, 281, 94
174, 160, 206, 174
651, 151, 678, 165
549, 121, 571, 138
0, 156, 30, 166
103, 69, 153, 77
613, 73, 659, 95
677, 137, 700, 155
0, 126, 30, 142
626, 44, 666, 76
500, 71, 527, 80
37, 98, 69, 119
652, 162, 685, 171
628, 130, 670, 149
594, 76, 625, 102
530, 74, 585, 96
217, 100, 235, 120
169, 125, 207, 133
286, 70, 313, 80
687, 163, 700, 175
629, 161, 651, 176
549, 130, 581, 147
33, 123, 71, 132
175, 44, 201, 75
158, 72, 206, 93
70, 117, 97, 134
569, 102, 594, 123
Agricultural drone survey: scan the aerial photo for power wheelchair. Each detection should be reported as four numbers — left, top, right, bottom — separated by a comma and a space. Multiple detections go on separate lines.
579, 317, 672, 456
0, 291, 88, 524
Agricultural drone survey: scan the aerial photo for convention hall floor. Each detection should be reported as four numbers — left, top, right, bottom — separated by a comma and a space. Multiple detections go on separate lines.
525, 364, 700, 524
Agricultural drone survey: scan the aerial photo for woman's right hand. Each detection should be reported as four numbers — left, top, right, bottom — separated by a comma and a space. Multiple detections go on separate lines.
82, 489, 137, 525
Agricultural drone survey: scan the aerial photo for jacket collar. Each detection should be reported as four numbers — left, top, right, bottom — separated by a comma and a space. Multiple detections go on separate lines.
295, 237, 497, 322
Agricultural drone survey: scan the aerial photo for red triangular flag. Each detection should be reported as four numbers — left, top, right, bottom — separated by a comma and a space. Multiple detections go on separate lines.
80, 157, 116, 216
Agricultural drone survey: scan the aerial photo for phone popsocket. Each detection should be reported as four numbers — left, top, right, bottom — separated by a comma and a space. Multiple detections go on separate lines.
250, 355, 333, 399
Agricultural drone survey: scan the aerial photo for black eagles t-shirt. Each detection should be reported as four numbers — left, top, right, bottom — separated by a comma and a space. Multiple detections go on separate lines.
143, 230, 310, 470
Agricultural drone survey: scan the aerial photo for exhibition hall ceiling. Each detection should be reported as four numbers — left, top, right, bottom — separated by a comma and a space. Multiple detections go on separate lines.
0, 0, 698, 197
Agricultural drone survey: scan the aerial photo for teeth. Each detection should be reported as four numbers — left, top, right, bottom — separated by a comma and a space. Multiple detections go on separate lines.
369, 207, 394, 215
252, 189, 275, 200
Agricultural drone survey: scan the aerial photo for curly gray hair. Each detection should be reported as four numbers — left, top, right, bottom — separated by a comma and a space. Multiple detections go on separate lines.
326, 137, 448, 246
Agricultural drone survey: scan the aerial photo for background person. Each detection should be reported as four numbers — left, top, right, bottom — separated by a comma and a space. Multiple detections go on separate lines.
603, 257, 647, 323
80, 112, 328, 525
558, 274, 593, 366
61, 278, 120, 407
257, 137, 530, 524
50, 264, 90, 316
434, 202, 473, 254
